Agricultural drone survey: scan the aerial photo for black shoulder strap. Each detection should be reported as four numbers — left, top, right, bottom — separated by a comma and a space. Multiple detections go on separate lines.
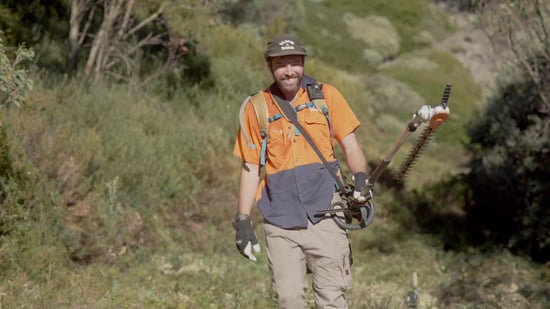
270, 93, 345, 191
301, 75, 323, 99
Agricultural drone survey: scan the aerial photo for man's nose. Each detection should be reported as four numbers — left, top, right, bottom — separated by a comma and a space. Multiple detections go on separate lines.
283, 64, 293, 74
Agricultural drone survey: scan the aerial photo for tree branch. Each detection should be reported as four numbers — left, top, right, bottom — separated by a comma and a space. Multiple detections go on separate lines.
125, 2, 166, 39
79, 2, 97, 46
116, 0, 135, 41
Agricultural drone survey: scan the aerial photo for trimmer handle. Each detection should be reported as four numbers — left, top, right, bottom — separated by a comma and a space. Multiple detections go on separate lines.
329, 199, 376, 230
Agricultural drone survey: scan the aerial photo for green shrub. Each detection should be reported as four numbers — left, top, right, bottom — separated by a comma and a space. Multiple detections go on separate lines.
0, 125, 31, 238
466, 56, 550, 262
0, 34, 34, 107
344, 13, 401, 66
1, 80, 233, 262
0, 114, 70, 282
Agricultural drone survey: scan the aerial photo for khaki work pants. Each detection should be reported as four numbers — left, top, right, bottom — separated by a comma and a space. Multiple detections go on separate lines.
264, 211, 352, 308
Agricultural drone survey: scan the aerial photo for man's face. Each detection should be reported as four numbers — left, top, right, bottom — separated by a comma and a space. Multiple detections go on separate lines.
268, 55, 304, 99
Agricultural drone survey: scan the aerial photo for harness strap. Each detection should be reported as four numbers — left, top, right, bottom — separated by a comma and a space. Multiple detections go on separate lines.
239, 79, 333, 168
238, 93, 256, 149
307, 83, 333, 139
268, 114, 283, 123
239, 92, 269, 150
294, 101, 333, 138
271, 93, 346, 191
294, 102, 315, 111
260, 137, 267, 166
260, 113, 283, 166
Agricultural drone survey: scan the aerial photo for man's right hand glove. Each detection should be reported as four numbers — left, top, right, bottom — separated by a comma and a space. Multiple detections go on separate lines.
352, 172, 370, 202
233, 214, 261, 262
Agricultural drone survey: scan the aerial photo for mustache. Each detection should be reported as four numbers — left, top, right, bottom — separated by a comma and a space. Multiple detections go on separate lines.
282, 74, 299, 80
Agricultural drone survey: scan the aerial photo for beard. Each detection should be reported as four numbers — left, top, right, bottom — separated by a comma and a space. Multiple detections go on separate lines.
275, 75, 302, 99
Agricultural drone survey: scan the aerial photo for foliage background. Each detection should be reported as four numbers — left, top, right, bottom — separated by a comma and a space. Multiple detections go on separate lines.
0, 0, 548, 308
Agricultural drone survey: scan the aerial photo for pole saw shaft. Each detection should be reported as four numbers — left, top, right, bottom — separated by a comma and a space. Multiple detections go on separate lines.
365, 129, 412, 191
316, 84, 452, 230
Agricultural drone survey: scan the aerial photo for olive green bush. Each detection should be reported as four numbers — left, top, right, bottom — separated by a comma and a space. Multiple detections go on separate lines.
0, 35, 34, 107
466, 57, 550, 262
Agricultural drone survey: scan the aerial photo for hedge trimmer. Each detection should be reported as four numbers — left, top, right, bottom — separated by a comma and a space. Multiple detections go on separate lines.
316, 84, 452, 230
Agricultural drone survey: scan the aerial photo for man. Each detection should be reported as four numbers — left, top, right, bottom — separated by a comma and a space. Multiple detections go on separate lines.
233, 33, 369, 308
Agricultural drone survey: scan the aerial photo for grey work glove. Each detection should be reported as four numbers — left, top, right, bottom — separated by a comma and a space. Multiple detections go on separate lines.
233, 215, 261, 262
352, 172, 371, 202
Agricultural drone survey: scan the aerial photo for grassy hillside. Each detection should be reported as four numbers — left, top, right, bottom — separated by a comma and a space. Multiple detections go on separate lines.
0, 0, 548, 308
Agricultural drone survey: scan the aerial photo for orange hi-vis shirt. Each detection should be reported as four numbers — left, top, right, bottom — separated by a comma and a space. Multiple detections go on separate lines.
233, 76, 360, 228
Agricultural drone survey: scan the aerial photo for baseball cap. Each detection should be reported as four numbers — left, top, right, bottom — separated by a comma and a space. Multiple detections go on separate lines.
264, 34, 308, 59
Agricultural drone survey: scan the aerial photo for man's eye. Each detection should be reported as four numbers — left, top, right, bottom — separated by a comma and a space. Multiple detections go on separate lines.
275, 62, 301, 68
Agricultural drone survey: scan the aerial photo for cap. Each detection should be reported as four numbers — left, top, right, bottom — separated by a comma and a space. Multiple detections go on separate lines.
264, 34, 308, 59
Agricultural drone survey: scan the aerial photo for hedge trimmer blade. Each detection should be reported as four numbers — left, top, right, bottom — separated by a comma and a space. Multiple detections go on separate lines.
396, 84, 452, 180
316, 84, 452, 230
396, 126, 435, 180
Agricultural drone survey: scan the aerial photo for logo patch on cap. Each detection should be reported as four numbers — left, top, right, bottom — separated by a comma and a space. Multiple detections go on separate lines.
279, 40, 296, 50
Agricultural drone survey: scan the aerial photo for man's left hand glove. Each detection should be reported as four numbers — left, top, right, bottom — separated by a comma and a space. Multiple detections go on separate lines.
352, 172, 370, 202
233, 214, 261, 262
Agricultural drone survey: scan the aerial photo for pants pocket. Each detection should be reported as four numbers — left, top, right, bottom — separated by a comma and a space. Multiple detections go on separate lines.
340, 250, 352, 291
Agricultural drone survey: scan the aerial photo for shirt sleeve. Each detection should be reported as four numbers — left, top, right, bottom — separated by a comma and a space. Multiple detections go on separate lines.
233, 98, 263, 164
322, 83, 361, 143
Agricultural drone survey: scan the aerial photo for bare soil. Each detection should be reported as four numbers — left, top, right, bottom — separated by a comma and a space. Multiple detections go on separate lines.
434, 5, 502, 99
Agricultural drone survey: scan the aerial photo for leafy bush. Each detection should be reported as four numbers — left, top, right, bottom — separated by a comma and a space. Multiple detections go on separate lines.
0, 34, 34, 107
408, 56, 550, 263
466, 56, 550, 262
344, 14, 401, 66
0, 124, 31, 238
0, 33, 43, 270
0, 114, 71, 281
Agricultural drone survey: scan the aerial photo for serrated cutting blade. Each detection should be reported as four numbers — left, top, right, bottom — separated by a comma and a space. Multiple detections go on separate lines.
395, 126, 435, 180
